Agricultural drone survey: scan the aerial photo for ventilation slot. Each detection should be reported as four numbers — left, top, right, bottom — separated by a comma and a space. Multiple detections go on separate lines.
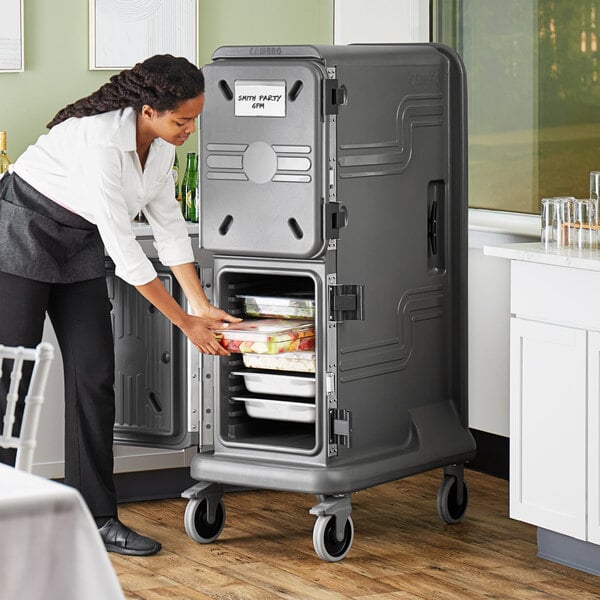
288, 80, 304, 101
218, 215, 234, 235
148, 392, 163, 413
219, 80, 234, 100
288, 218, 304, 239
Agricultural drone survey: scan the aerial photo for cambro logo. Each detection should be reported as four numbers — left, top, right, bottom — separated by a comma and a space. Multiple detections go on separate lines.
409, 72, 440, 87
249, 46, 282, 56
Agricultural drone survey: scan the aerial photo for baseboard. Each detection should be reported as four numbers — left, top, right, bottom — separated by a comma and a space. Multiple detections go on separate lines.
466, 429, 509, 480
114, 467, 196, 503
538, 528, 600, 576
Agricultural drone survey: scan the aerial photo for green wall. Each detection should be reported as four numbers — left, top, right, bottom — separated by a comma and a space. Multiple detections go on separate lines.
198, 0, 334, 61
0, 0, 333, 161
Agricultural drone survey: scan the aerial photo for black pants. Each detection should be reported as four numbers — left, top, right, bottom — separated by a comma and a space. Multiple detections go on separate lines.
0, 271, 117, 518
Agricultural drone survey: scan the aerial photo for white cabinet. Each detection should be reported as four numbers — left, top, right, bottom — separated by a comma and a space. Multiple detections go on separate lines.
487, 247, 600, 546
588, 331, 600, 544
509, 317, 587, 539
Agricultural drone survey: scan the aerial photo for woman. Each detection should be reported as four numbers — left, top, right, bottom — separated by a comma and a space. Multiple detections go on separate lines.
0, 55, 239, 556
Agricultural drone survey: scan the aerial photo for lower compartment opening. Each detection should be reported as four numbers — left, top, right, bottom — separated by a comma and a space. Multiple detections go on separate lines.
226, 418, 316, 451
215, 270, 318, 453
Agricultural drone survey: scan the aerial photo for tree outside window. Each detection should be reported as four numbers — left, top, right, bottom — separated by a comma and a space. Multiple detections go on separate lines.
436, 0, 600, 214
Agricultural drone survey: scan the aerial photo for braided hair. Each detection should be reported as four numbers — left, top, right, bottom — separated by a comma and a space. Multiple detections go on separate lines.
46, 54, 205, 129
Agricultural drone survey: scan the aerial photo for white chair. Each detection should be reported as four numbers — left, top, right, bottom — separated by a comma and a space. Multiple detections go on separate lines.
0, 342, 54, 472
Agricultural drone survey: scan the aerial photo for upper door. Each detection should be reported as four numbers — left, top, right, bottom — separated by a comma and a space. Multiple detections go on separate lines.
200, 52, 327, 258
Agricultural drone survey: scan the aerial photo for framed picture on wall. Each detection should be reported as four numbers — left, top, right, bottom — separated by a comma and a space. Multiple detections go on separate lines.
0, 0, 24, 72
89, 0, 198, 70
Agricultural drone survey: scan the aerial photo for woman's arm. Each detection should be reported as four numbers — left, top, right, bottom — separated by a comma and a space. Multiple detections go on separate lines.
168, 262, 212, 315
169, 262, 243, 324
135, 270, 240, 355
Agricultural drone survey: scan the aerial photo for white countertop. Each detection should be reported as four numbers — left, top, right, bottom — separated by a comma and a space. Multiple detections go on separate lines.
484, 241, 600, 272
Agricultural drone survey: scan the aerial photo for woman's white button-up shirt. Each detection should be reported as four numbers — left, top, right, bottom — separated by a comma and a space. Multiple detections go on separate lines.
13, 107, 194, 286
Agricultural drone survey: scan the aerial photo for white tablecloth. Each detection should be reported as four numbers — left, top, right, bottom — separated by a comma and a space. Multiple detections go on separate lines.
0, 464, 125, 600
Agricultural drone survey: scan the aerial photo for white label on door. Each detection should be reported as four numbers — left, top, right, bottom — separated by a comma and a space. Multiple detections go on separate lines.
234, 80, 286, 117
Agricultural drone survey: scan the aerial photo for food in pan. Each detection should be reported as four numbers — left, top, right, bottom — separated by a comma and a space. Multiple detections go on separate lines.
237, 294, 315, 319
242, 351, 316, 372
214, 318, 315, 354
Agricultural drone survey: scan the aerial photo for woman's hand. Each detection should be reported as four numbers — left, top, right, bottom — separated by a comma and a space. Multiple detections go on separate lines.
193, 303, 241, 325
182, 305, 242, 355
135, 271, 242, 356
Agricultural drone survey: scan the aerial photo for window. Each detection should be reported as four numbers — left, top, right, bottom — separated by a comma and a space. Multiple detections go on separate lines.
434, 0, 600, 214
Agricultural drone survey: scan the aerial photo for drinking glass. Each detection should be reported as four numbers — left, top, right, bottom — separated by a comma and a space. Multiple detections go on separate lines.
571, 198, 598, 249
590, 171, 600, 201
541, 197, 572, 249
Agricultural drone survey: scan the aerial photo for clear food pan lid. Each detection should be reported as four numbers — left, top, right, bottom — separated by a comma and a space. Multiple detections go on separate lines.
214, 319, 315, 354
238, 295, 315, 309
214, 318, 314, 342
238, 295, 316, 319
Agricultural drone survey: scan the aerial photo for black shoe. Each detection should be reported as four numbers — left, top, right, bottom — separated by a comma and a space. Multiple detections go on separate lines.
98, 518, 161, 556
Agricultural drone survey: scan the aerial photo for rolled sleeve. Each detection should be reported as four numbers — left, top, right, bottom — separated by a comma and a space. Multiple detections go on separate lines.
154, 234, 195, 266
112, 246, 157, 286
143, 176, 195, 267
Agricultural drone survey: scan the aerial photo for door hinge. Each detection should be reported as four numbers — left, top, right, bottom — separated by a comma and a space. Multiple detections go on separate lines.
329, 408, 352, 449
329, 284, 364, 322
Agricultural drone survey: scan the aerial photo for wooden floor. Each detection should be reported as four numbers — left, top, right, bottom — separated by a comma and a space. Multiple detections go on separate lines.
110, 469, 600, 599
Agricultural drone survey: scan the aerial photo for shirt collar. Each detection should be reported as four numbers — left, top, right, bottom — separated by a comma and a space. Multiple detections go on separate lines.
110, 107, 170, 153
110, 107, 137, 152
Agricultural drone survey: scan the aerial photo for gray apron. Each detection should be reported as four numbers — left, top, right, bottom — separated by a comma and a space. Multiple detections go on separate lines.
0, 172, 105, 283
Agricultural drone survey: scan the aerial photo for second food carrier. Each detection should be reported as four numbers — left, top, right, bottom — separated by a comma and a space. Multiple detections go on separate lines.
182, 43, 476, 561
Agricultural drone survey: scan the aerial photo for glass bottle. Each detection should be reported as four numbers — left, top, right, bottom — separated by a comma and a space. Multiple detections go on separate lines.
172, 152, 181, 211
133, 209, 147, 223
0, 131, 12, 174
181, 152, 199, 223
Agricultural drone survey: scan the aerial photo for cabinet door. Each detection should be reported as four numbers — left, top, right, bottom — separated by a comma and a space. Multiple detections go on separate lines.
510, 317, 587, 539
588, 332, 600, 543
107, 261, 198, 450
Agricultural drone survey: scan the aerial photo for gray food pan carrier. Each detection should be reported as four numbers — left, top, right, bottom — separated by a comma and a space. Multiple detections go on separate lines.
183, 43, 476, 562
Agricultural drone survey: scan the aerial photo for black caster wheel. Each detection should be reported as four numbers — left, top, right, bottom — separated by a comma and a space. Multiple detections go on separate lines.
437, 475, 469, 524
312, 514, 354, 562
184, 497, 226, 543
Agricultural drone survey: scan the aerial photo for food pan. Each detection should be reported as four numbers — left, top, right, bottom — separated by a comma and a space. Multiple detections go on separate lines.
232, 370, 315, 398
214, 319, 315, 354
238, 294, 315, 319
232, 396, 316, 423
242, 351, 316, 373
